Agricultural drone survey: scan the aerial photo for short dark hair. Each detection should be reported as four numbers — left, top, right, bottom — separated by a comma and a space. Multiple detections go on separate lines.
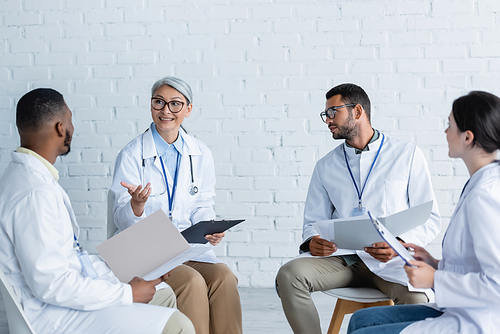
452, 91, 500, 153
16, 88, 66, 132
326, 83, 371, 121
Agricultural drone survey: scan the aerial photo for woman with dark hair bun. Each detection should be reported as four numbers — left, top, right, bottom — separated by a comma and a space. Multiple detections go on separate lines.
347, 91, 500, 334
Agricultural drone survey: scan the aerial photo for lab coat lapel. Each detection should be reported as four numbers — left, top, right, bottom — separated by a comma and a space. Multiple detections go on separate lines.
142, 125, 156, 160
443, 167, 485, 246
156, 155, 173, 187
449, 167, 484, 222
56, 182, 80, 238
143, 124, 173, 187
173, 130, 202, 207
181, 128, 202, 156
175, 152, 188, 206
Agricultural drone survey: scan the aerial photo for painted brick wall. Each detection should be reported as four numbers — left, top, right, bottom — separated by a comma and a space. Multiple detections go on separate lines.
1, 0, 500, 287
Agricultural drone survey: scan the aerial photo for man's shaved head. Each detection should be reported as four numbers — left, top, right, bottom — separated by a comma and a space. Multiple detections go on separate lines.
16, 88, 66, 133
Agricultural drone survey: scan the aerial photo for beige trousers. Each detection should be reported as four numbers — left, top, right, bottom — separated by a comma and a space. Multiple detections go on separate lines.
149, 285, 196, 334
275, 256, 428, 334
165, 261, 242, 334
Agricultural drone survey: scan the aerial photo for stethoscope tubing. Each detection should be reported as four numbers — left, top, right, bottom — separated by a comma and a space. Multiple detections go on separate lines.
139, 127, 199, 198
142, 153, 198, 197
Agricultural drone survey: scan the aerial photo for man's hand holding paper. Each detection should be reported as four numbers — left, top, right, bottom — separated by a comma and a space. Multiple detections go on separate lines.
311, 201, 433, 254
364, 241, 398, 262
309, 235, 337, 256
129, 277, 162, 304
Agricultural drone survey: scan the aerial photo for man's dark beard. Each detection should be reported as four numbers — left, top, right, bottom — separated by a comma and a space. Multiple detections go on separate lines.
332, 109, 357, 141
61, 130, 71, 156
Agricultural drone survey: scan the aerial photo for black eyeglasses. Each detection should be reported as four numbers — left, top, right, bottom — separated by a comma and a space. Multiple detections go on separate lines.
319, 103, 356, 123
151, 98, 185, 113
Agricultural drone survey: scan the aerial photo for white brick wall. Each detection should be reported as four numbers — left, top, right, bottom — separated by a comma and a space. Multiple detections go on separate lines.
1, 0, 500, 287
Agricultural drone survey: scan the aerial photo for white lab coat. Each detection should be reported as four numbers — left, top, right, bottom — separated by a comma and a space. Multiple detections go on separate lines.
303, 133, 441, 287
111, 123, 218, 263
402, 162, 500, 334
0, 152, 175, 334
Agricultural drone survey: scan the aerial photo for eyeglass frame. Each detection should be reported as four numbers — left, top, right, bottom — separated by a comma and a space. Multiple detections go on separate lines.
151, 97, 186, 113
319, 103, 357, 123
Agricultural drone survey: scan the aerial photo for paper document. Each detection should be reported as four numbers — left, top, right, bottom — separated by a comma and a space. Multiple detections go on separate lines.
96, 209, 210, 283
312, 201, 433, 250
368, 211, 416, 267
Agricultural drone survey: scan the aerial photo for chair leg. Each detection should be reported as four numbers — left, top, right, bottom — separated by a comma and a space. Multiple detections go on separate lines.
327, 299, 356, 334
326, 299, 394, 334
361, 300, 394, 309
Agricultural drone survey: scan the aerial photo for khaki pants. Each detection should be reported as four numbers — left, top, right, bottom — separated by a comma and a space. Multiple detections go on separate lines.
275, 256, 428, 334
165, 261, 242, 334
148, 286, 196, 334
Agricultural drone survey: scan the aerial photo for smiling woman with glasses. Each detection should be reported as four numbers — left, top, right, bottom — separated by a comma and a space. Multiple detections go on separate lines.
110, 76, 243, 334
151, 97, 185, 113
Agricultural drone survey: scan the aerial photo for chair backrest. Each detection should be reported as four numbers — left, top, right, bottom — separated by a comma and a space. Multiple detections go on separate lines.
0, 267, 36, 334
107, 189, 118, 239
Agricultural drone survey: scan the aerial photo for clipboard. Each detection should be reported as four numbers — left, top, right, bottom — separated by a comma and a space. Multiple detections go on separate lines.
181, 219, 245, 244
368, 211, 416, 268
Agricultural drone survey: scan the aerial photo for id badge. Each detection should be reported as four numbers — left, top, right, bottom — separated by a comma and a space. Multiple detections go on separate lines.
351, 206, 366, 217
76, 249, 98, 279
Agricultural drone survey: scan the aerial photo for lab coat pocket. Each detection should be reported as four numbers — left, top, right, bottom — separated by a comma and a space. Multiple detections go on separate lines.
148, 195, 165, 214
385, 179, 408, 214
145, 165, 167, 197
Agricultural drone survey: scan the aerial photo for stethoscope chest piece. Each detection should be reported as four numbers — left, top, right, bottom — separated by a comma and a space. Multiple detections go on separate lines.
189, 184, 199, 196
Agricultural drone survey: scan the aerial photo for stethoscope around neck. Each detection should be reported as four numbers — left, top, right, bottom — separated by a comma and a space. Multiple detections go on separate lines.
187, 155, 198, 195
142, 154, 198, 197
141, 127, 199, 197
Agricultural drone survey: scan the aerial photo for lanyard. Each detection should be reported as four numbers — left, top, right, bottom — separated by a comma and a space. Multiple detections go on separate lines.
159, 153, 181, 218
343, 134, 385, 210
73, 234, 82, 251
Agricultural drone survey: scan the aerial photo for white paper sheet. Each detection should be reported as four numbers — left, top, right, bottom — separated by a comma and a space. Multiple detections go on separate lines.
143, 246, 211, 280
312, 201, 433, 250
369, 213, 415, 266
96, 209, 210, 283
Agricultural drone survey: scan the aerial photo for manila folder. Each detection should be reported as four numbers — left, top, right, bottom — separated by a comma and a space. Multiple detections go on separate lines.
96, 209, 207, 283
333, 200, 433, 250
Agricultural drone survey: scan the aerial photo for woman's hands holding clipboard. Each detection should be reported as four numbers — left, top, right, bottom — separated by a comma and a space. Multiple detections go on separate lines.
403, 243, 440, 289
205, 232, 225, 246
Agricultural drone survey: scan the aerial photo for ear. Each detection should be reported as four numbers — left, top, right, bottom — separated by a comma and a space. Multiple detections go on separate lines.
185, 103, 193, 118
353, 104, 364, 120
55, 121, 65, 138
463, 130, 474, 146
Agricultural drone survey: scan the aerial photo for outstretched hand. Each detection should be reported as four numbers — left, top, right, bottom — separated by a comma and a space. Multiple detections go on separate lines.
121, 181, 151, 217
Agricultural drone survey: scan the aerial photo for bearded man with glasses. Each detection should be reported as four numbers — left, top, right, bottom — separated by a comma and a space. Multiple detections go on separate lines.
275, 83, 441, 334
